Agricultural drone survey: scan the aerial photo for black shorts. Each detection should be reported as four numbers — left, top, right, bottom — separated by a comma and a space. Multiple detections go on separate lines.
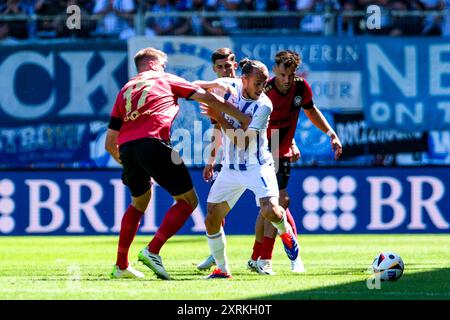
275, 158, 291, 190
119, 138, 193, 197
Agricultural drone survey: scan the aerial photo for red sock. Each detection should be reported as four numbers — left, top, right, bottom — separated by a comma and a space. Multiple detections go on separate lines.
251, 240, 262, 261
116, 205, 144, 270
148, 200, 194, 254
285, 208, 297, 237
260, 236, 276, 260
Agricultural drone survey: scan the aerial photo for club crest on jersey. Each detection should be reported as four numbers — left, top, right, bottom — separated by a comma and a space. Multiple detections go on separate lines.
294, 96, 302, 107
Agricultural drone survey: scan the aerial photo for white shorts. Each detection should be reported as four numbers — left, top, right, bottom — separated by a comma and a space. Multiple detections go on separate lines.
207, 163, 279, 209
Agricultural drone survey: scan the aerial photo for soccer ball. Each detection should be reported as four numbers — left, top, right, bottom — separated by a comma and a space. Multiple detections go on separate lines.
371, 252, 404, 281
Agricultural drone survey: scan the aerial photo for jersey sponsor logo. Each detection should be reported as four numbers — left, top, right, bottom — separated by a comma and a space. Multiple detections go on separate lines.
294, 96, 302, 107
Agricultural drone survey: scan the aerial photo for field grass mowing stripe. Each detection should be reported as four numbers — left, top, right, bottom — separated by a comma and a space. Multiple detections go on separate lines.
0, 235, 448, 300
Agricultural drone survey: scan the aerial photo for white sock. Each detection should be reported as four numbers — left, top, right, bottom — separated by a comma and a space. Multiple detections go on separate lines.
206, 227, 229, 273
271, 211, 291, 235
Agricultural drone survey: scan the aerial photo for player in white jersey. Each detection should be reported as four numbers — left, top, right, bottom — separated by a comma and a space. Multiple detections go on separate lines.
200, 59, 299, 279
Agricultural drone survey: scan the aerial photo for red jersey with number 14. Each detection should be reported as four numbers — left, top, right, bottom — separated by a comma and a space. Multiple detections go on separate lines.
110, 71, 199, 146
265, 77, 314, 158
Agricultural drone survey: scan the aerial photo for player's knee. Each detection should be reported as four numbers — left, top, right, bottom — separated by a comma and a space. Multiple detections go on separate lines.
204, 215, 214, 232
176, 190, 198, 210
206, 203, 218, 220
260, 205, 278, 222
280, 195, 290, 208
132, 190, 151, 212
184, 195, 198, 210
205, 203, 221, 232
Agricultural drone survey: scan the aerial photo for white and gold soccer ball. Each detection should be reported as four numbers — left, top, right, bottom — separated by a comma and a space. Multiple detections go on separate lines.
372, 252, 404, 281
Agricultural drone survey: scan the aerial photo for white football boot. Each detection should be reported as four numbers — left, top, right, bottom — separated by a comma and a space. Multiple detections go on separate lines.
110, 264, 144, 279
256, 259, 277, 276
138, 247, 171, 280
291, 255, 306, 273
196, 255, 216, 270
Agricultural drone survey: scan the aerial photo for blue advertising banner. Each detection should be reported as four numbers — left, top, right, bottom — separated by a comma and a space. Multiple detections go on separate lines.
428, 131, 450, 164
333, 112, 429, 157
362, 37, 450, 131
0, 122, 90, 166
232, 36, 363, 112
294, 110, 335, 163
1, 167, 449, 235
0, 41, 127, 126
0, 41, 127, 167
128, 36, 345, 167
3, 37, 450, 167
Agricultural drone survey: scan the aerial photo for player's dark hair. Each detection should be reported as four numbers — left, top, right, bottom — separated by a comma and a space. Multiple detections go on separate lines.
275, 50, 301, 69
211, 48, 235, 64
238, 58, 268, 77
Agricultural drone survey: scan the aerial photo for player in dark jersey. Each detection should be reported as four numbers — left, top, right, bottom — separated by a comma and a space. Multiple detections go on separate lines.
248, 50, 343, 275
106, 47, 250, 280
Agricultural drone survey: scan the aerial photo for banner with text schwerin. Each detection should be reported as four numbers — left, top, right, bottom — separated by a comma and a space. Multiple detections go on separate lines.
129, 36, 363, 113
362, 37, 450, 131
126, 36, 362, 166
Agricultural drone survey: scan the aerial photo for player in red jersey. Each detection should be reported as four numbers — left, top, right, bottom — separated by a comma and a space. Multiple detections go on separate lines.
106, 47, 249, 280
248, 50, 343, 275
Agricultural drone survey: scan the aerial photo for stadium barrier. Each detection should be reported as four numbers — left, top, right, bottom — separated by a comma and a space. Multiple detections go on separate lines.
0, 167, 449, 235
0, 9, 448, 40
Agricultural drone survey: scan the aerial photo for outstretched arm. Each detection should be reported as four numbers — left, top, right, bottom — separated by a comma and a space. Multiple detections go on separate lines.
105, 129, 122, 164
200, 102, 271, 150
203, 123, 222, 182
191, 88, 251, 129
192, 80, 237, 96
214, 113, 254, 150
290, 138, 301, 163
303, 105, 343, 160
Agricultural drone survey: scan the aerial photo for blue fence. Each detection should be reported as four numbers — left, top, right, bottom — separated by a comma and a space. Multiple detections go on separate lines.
0, 167, 449, 235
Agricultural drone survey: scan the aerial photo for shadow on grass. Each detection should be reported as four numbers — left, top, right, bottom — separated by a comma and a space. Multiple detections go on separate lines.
250, 268, 450, 300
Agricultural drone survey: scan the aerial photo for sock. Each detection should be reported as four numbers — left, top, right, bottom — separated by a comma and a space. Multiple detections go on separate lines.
251, 240, 262, 261
148, 200, 194, 254
270, 210, 290, 234
260, 236, 276, 260
285, 208, 297, 237
116, 205, 144, 270
207, 227, 229, 273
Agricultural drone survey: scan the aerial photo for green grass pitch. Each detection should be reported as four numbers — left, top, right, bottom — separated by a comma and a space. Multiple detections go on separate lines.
0, 234, 449, 300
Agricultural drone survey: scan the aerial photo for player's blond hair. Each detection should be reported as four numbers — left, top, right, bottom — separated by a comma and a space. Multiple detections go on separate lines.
134, 47, 167, 70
